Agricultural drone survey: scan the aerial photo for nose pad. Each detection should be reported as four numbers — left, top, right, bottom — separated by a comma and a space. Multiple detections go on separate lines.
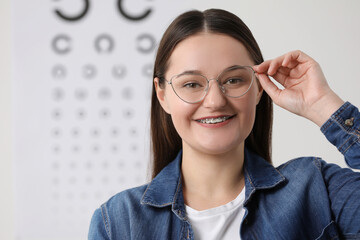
208, 79, 225, 94
202, 79, 227, 107
219, 84, 226, 94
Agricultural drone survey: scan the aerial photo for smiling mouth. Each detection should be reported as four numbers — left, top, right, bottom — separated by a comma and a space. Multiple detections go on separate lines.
195, 115, 235, 124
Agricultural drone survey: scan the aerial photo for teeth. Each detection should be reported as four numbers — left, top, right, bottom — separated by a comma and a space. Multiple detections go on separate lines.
198, 116, 231, 124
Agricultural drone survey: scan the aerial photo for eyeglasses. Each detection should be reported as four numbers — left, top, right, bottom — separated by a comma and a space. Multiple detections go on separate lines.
162, 65, 255, 104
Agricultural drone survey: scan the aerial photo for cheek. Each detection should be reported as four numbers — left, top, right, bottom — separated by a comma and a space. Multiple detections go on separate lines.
246, 84, 261, 108
232, 90, 259, 130
171, 103, 196, 123
246, 92, 259, 118
245, 91, 260, 131
166, 92, 197, 127
170, 105, 197, 142
162, 86, 179, 114
236, 88, 258, 112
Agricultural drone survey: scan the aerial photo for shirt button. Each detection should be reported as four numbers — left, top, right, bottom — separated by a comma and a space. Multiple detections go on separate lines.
345, 117, 354, 127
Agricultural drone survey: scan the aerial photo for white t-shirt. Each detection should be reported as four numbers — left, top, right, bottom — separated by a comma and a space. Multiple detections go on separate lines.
185, 188, 246, 240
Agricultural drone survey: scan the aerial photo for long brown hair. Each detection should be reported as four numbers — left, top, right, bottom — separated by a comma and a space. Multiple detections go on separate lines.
151, 9, 273, 178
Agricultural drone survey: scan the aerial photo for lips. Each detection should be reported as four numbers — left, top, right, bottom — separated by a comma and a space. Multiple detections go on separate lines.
195, 115, 236, 124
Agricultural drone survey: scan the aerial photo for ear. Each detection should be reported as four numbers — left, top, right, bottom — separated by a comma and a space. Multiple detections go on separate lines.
154, 77, 171, 114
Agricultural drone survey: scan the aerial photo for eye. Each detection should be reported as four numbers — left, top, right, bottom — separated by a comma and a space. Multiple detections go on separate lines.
224, 78, 245, 85
183, 82, 203, 88
174, 74, 206, 90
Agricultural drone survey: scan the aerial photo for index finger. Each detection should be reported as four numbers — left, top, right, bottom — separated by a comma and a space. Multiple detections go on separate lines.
283, 50, 310, 67
253, 53, 286, 75
253, 50, 310, 75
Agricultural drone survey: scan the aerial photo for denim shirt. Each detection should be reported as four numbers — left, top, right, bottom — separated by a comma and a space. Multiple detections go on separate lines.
88, 102, 360, 240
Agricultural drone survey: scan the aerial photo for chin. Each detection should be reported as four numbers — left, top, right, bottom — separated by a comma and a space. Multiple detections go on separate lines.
197, 141, 244, 156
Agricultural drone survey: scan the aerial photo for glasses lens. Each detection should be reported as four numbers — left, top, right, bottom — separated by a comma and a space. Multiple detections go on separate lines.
171, 74, 207, 103
218, 66, 253, 97
170, 66, 254, 103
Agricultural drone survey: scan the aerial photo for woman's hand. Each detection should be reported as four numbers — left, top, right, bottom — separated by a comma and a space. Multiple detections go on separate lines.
253, 50, 344, 127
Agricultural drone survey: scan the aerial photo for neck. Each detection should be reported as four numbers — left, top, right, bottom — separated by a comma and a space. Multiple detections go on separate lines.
181, 142, 245, 210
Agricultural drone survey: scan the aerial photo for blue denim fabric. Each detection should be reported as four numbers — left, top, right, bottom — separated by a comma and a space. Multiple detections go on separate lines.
88, 102, 360, 240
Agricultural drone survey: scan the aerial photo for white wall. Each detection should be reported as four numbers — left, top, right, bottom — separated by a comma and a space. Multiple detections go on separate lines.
0, 0, 14, 239
1, 0, 360, 239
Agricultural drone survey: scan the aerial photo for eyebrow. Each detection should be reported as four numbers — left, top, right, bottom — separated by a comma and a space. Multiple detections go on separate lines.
178, 65, 242, 75
226, 65, 243, 71
178, 70, 202, 75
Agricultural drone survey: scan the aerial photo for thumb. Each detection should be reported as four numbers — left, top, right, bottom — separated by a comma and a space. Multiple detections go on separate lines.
256, 73, 281, 103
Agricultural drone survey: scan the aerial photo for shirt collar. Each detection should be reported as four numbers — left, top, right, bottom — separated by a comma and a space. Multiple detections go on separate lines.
243, 148, 286, 205
141, 151, 183, 208
141, 148, 286, 208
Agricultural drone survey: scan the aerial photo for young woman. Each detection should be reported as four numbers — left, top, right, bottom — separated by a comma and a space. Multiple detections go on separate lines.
89, 9, 360, 240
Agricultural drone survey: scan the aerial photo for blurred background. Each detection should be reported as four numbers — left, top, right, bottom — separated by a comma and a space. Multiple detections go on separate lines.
1, 0, 359, 239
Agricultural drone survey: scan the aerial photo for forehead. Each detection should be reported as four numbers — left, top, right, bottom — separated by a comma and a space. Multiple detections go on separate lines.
167, 33, 254, 77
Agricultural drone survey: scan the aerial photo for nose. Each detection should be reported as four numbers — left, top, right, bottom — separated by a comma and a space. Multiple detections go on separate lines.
202, 79, 227, 109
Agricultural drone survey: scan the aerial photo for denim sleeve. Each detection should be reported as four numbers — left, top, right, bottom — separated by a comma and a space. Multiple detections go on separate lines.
321, 101, 360, 169
319, 102, 360, 237
88, 206, 111, 240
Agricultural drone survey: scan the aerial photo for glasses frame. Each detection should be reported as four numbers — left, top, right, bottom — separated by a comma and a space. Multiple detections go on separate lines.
162, 65, 256, 104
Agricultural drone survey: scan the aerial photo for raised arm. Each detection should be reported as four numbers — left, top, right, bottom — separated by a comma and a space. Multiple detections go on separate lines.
253, 50, 359, 167
253, 50, 344, 127
254, 51, 360, 237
